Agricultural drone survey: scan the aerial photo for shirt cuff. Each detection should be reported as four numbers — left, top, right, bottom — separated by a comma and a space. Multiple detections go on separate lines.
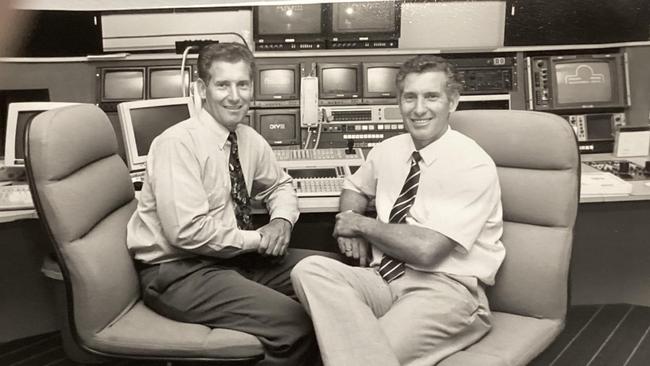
240, 230, 261, 252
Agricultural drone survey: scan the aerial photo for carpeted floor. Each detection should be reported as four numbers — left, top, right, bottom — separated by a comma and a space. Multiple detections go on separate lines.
1, 304, 649, 366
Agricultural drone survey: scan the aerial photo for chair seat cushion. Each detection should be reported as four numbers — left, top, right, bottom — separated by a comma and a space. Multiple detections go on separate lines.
439, 312, 564, 366
88, 301, 264, 359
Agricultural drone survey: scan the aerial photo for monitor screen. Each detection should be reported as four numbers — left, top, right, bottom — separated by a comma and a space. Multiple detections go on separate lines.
255, 65, 300, 102
330, 1, 399, 34
260, 69, 295, 95
255, 109, 300, 146
319, 64, 361, 98
149, 67, 191, 99
555, 61, 613, 105
364, 63, 400, 98
256, 4, 323, 36
130, 105, 190, 156
102, 69, 145, 101
4, 102, 77, 167
118, 97, 194, 171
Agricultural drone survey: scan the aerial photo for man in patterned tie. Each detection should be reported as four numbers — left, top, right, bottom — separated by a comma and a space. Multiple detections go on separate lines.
127, 42, 326, 366
291, 55, 506, 365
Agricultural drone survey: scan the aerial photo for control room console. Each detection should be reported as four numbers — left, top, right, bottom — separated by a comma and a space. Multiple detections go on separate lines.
274, 147, 365, 197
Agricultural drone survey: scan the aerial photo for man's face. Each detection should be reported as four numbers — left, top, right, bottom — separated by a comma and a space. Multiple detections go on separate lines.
199, 60, 252, 131
399, 71, 459, 150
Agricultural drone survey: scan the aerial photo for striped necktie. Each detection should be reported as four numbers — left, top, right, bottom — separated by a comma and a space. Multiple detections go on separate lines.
379, 151, 422, 283
227, 132, 253, 230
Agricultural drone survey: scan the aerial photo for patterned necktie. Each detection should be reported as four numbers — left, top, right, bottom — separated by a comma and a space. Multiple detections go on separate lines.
227, 132, 253, 230
379, 151, 423, 283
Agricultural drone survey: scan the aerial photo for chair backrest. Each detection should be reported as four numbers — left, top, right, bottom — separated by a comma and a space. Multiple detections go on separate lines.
24, 104, 139, 345
450, 110, 580, 320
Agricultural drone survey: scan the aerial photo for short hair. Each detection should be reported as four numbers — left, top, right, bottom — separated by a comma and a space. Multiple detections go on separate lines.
396, 55, 463, 97
197, 42, 255, 83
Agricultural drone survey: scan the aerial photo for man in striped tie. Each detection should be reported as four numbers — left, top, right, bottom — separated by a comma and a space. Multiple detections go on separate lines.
292, 55, 506, 366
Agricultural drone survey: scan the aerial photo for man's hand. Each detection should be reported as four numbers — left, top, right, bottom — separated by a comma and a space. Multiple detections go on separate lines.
337, 236, 371, 267
333, 210, 368, 238
257, 218, 292, 256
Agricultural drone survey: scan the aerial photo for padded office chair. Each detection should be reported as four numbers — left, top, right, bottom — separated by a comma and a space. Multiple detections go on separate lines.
24, 104, 264, 364
438, 110, 580, 366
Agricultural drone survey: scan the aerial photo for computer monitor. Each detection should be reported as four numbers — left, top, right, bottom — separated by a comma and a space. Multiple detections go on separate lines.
148, 66, 192, 99
325, 1, 401, 41
254, 63, 301, 106
253, 3, 326, 50
318, 63, 362, 100
362, 62, 400, 103
529, 53, 628, 111
117, 97, 194, 172
98, 67, 146, 111
0, 89, 50, 158
4, 102, 78, 167
254, 109, 301, 146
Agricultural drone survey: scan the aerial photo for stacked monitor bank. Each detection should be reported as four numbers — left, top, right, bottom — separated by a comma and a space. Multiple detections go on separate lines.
253, 1, 402, 51
98, 66, 192, 112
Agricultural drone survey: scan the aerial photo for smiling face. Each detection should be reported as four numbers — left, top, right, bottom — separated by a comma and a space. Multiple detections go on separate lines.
399, 70, 459, 150
199, 60, 252, 131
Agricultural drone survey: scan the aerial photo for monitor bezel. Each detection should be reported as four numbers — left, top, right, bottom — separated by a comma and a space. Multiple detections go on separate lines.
324, 1, 402, 42
253, 108, 301, 146
98, 67, 146, 103
548, 54, 627, 110
254, 63, 301, 101
362, 61, 401, 101
147, 65, 192, 99
317, 62, 363, 99
117, 97, 195, 172
253, 4, 327, 43
4, 102, 79, 167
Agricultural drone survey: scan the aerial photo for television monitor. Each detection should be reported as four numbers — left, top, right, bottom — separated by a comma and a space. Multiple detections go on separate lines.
117, 97, 194, 172
98, 67, 146, 112
253, 4, 326, 50
4, 102, 78, 167
317, 63, 362, 101
254, 63, 301, 106
529, 53, 628, 111
362, 62, 400, 103
325, 1, 401, 41
148, 66, 192, 99
254, 109, 301, 146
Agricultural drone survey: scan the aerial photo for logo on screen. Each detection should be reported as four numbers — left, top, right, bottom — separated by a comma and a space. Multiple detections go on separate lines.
565, 65, 605, 85
269, 123, 286, 130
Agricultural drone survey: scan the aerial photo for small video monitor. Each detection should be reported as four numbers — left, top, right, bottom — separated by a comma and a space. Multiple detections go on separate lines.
98, 67, 146, 111
363, 62, 400, 102
318, 63, 362, 99
254, 4, 325, 41
255, 63, 300, 103
117, 97, 195, 172
254, 109, 301, 146
148, 66, 192, 99
4, 102, 78, 167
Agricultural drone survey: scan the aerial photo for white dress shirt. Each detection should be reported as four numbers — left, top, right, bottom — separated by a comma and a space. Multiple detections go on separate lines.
127, 108, 299, 264
343, 127, 506, 285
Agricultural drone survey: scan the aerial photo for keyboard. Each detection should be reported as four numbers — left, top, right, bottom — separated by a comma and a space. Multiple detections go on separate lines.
293, 178, 345, 197
0, 184, 35, 210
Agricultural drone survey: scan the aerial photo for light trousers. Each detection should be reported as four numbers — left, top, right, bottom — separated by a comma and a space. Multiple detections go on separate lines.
291, 255, 492, 366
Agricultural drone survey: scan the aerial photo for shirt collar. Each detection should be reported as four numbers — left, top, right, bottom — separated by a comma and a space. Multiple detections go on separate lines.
198, 108, 237, 150
407, 125, 451, 167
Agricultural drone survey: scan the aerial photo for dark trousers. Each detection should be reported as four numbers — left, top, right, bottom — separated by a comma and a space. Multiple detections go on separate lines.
139, 249, 330, 366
